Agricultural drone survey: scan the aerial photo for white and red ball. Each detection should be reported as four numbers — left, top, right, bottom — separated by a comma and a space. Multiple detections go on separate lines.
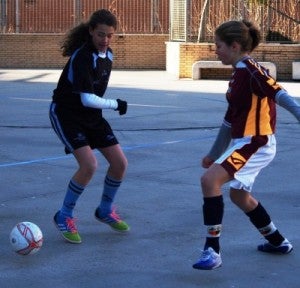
9, 222, 43, 255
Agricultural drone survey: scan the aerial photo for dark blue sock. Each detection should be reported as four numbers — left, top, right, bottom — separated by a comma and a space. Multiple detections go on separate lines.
60, 179, 85, 217
98, 175, 121, 216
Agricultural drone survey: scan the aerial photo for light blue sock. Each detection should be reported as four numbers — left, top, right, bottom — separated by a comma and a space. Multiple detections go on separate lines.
60, 179, 85, 217
98, 175, 121, 216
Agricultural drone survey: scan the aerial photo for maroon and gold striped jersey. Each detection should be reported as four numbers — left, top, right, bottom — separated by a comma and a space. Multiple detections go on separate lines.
224, 57, 283, 138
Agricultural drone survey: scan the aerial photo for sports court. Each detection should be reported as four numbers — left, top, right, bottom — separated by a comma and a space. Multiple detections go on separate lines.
0, 69, 299, 287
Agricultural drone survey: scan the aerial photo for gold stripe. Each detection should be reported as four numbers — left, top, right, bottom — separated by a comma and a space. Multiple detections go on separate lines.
244, 93, 258, 136
227, 151, 247, 170
259, 97, 272, 135
244, 94, 272, 136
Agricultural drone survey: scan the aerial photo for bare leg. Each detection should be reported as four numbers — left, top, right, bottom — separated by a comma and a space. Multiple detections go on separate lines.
99, 144, 128, 180
229, 188, 258, 212
72, 146, 98, 186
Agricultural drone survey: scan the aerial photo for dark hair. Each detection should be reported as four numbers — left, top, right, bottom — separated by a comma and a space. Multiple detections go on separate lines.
61, 9, 117, 56
215, 20, 261, 52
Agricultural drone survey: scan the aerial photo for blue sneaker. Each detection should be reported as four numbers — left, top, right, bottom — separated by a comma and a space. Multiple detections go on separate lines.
193, 247, 222, 270
257, 239, 293, 254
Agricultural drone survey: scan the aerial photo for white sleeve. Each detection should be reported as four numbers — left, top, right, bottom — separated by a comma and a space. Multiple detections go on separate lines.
80, 92, 118, 110
275, 90, 300, 122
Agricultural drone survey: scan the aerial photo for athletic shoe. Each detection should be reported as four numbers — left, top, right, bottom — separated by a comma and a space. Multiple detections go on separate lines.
257, 239, 293, 254
193, 247, 222, 270
53, 211, 82, 244
95, 208, 130, 233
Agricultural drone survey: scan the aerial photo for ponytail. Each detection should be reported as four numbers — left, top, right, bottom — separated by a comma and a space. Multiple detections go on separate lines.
216, 20, 261, 52
242, 20, 260, 51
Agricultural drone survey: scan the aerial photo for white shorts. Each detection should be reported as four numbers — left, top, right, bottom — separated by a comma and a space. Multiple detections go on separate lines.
215, 135, 276, 192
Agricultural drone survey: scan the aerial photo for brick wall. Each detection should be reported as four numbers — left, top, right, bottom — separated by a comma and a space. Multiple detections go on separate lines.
176, 42, 300, 80
0, 34, 299, 80
111, 34, 168, 69
0, 34, 169, 70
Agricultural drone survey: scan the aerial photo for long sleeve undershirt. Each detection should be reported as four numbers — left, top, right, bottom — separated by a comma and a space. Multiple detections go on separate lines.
80, 92, 118, 110
275, 90, 300, 122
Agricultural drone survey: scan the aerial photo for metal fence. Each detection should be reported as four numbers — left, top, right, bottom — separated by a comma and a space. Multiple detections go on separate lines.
187, 0, 300, 43
1, 0, 299, 43
0, 0, 169, 33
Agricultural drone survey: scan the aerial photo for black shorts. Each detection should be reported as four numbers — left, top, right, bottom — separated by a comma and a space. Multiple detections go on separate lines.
49, 102, 119, 154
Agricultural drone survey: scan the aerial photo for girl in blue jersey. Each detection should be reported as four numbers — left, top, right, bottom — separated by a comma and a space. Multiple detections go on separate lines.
193, 20, 300, 270
49, 9, 129, 244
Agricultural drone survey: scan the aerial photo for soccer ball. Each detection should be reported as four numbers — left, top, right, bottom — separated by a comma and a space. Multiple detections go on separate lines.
9, 222, 43, 255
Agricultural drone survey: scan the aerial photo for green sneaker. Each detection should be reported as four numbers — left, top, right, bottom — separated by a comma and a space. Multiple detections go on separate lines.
95, 208, 130, 233
53, 211, 82, 244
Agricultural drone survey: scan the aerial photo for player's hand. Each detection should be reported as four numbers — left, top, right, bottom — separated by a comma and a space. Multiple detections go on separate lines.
202, 156, 214, 169
115, 99, 127, 115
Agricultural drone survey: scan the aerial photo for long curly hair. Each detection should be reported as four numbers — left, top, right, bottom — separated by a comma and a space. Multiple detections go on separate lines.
61, 9, 117, 56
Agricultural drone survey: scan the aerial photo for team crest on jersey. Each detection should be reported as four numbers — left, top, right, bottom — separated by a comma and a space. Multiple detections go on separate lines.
74, 133, 86, 142
106, 134, 115, 141
102, 70, 109, 78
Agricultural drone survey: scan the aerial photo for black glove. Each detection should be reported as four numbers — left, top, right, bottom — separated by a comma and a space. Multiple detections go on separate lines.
115, 99, 127, 115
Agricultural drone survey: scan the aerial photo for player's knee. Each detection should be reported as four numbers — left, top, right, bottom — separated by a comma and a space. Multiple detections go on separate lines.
200, 172, 223, 197
110, 158, 128, 180
117, 158, 128, 178
121, 157, 128, 172
200, 173, 214, 192
81, 160, 98, 178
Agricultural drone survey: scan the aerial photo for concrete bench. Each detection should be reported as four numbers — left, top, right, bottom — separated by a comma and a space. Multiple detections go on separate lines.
292, 61, 300, 80
192, 60, 277, 80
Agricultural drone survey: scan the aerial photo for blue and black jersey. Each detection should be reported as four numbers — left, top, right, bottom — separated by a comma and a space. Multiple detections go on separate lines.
52, 41, 113, 117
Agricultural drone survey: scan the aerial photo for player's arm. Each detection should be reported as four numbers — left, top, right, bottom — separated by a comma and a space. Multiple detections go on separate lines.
251, 72, 300, 122
80, 92, 127, 115
207, 120, 232, 160
275, 90, 300, 122
202, 120, 232, 168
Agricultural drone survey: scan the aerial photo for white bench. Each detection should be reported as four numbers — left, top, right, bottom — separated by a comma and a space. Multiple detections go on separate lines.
192, 60, 277, 80
292, 61, 300, 80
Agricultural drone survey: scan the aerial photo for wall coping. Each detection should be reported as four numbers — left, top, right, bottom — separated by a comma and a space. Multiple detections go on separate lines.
1, 33, 169, 36
172, 42, 300, 47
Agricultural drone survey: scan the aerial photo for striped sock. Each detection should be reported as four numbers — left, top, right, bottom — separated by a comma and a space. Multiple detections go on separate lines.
246, 202, 285, 246
60, 179, 85, 217
98, 175, 121, 216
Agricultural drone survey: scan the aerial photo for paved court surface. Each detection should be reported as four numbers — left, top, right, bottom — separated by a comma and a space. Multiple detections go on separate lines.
0, 69, 299, 288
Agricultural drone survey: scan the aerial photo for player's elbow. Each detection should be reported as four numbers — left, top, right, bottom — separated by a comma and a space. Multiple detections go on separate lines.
80, 93, 90, 107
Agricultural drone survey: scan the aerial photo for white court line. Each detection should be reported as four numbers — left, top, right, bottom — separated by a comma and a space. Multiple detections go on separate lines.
9, 97, 182, 108
129, 103, 182, 108
0, 135, 213, 168
10, 97, 50, 102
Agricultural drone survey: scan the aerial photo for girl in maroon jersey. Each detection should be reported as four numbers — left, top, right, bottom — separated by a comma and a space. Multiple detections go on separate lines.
193, 20, 300, 270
